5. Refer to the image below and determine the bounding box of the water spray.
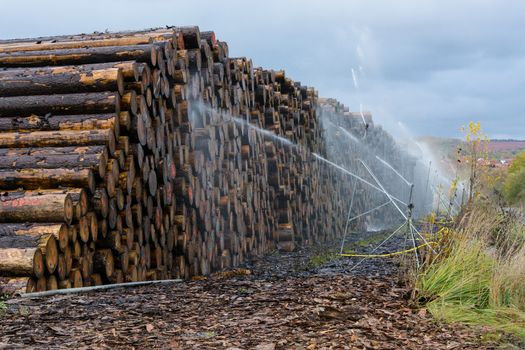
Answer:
[349,159,436,269]
[375,155,412,187]
[311,152,408,206]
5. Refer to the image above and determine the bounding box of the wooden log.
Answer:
[0,45,159,67]
[0,92,120,117]
[125,264,138,282]
[86,212,98,242]
[0,67,124,97]
[0,113,120,139]
[0,230,58,275]
[93,248,114,278]
[0,190,74,224]
[0,168,95,192]
[47,275,58,291]
[0,223,68,252]
[0,61,140,81]
[69,188,89,219]
[0,246,44,278]
[93,188,109,218]
[0,33,173,52]
[0,129,116,156]
[178,27,201,49]
[90,273,103,286]
[56,253,67,281]
[0,148,108,178]
[108,269,124,284]
[58,279,71,289]
[69,268,83,288]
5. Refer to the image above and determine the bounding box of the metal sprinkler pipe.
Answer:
[340,177,358,254]
[375,155,412,187]
[312,153,408,206]
[359,159,437,255]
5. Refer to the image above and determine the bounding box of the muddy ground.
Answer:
[0,229,513,349]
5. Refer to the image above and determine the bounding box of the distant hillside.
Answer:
[487,140,525,155]
[419,137,525,160]
[418,136,461,158]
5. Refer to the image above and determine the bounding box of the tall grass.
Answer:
[415,205,525,338]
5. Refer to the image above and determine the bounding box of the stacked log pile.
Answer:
[0,27,424,293]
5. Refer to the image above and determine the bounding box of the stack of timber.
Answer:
[0,27,423,294]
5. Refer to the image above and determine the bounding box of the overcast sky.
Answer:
[1,0,524,139]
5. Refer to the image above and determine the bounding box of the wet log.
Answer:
[0,45,159,67]
[0,245,44,278]
[0,190,74,224]
[0,33,173,52]
[0,113,120,138]
[0,168,95,192]
[0,129,116,155]
[0,150,108,178]
[0,92,120,117]
[0,230,58,275]
[0,223,69,252]
[93,248,114,278]
[0,67,124,97]
[69,268,83,288]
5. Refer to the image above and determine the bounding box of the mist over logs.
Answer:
[0,27,425,294]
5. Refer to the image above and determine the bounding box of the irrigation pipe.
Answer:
[312,153,408,206]
[347,221,407,272]
[358,159,408,221]
[340,177,358,254]
[340,241,437,258]
[346,201,391,224]
[359,159,437,254]
[21,279,183,298]
[375,155,412,187]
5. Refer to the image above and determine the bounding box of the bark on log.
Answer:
[0,33,173,52]
[0,67,124,97]
[93,248,114,278]
[0,247,43,278]
[0,129,116,156]
[0,190,74,224]
[0,45,159,67]
[0,150,108,178]
[0,231,58,274]
[0,92,120,117]
[0,223,68,252]
[0,113,120,138]
[0,168,95,192]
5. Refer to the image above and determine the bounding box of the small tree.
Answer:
[503,150,525,205]
[459,122,489,204]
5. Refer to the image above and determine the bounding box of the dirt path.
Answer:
[0,230,497,349]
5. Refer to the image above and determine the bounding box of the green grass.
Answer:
[415,206,525,339]
[341,230,392,255]
[305,251,340,269]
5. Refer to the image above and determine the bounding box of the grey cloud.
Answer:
[0,0,523,138]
